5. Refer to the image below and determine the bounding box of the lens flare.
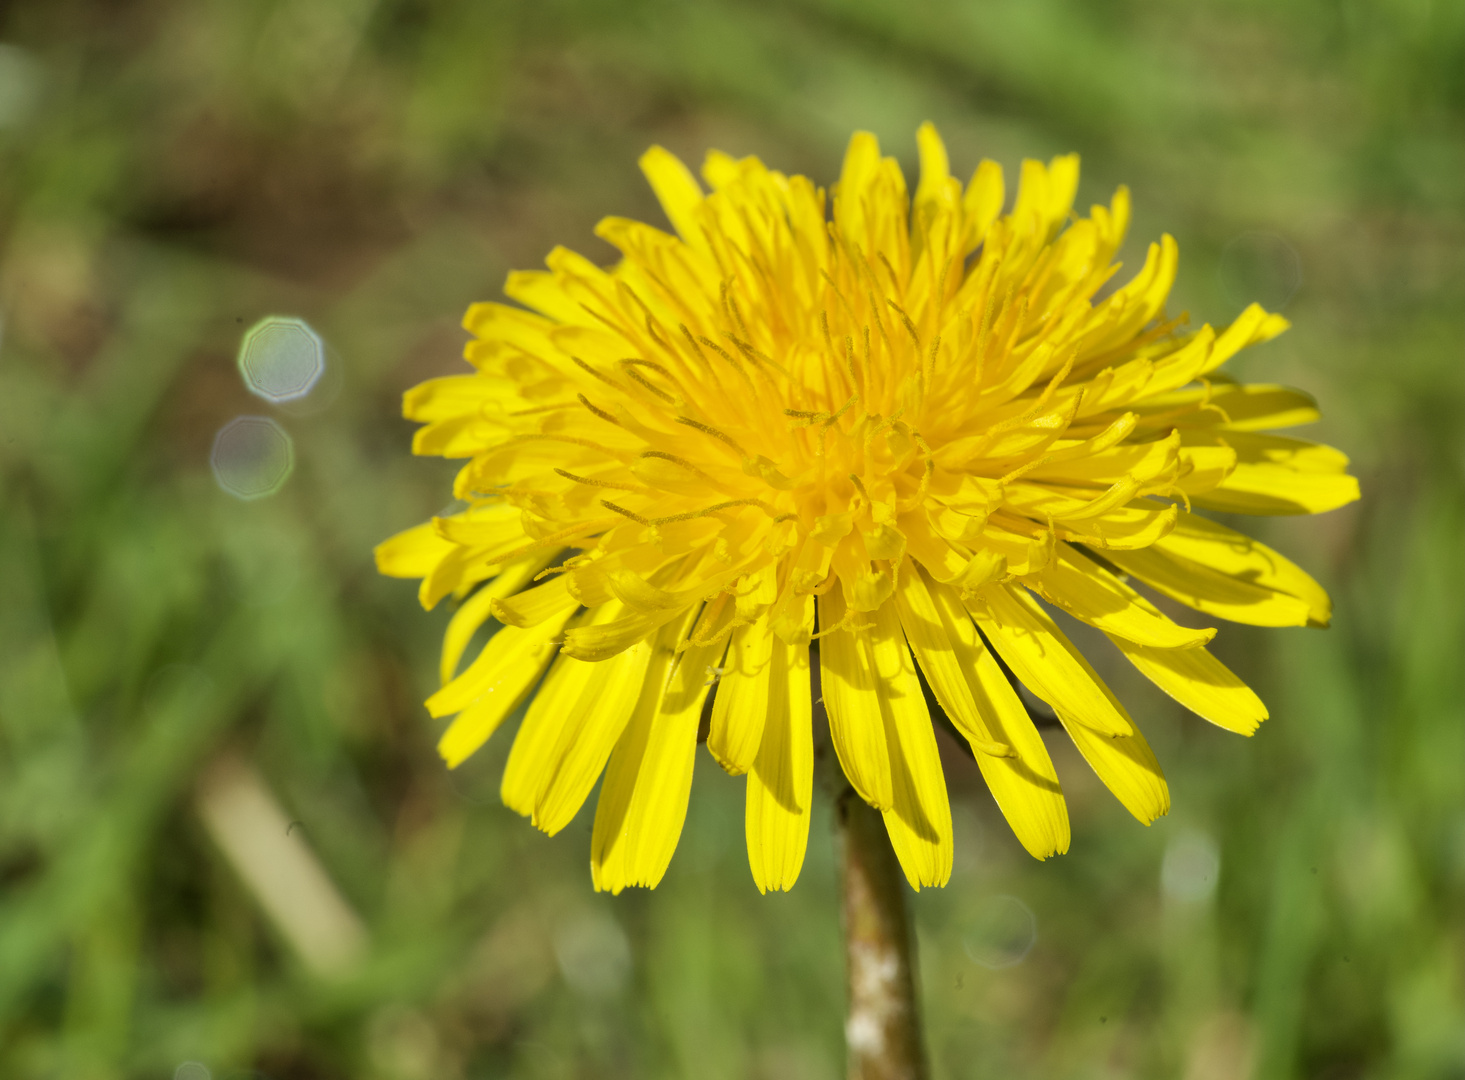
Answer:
[238,316,325,403]
[211,416,294,500]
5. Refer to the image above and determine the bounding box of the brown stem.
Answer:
[836,786,929,1080]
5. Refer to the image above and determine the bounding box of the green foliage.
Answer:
[0,0,1460,1077]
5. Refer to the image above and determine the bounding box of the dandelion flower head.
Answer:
[378,124,1358,893]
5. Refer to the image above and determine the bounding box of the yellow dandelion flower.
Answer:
[377,124,1358,895]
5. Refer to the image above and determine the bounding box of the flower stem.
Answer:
[836,786,928,1080]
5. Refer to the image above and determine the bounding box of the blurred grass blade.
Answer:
[196,756,367,977]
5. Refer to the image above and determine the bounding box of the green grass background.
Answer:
[0,0,1460,1077]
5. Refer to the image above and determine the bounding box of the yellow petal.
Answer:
[1222,431,1351,473]
[559,604,687,661]
[893,561,1010,754]
[1057,710,1169,824]
[834,131,889,249]
[375,521,454,580]
[1055,502,1178,551]
[1103,184,1131,249]
[535,644,654,835]
[1025,543,1215,649]
[638,146,706,248]
[956,615,1073,860]
[893,563,1068,859]
[868,602,951,890]
[412,414,497,458]
[500,604,652,832]
[745,637,814,893]
[1197,302,1290,376]
[1211,384,1319,430]
[607,569,684,613]
[1140,326,1219,398]
[733,562,779,622]
[969,583,1136,738]
[708,619,773,776]
[503,267,588,325]
[461,299,559,349]
[837,131,882,204]
[1110,632,1267,735]
[1044,154,1081,229]
[1024,429,1182,490]
[1012,156,1078,241]
[1138,382,1320,431]
[442,584,502,685]
[1104,543,1312,628]
[914,121,951,210]
[403,374,519,423]
[817,588,894,810]
[419,544,501,610]
[434,611,575,768]
[442,554,557,683]
[490,572,575,628]
[1175,443,1239,495]
[700,148,742,189]
[900,507,977,583]
[590,630,674,896]
[1190,433,1359,515]
[1111,511,1332,627]
[1080,235,1178,357]
[499,636,597,819]
[962,159,1005,243]
[1193,469,1360,516]
[591,611,713,892]
[432,503,524,547]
